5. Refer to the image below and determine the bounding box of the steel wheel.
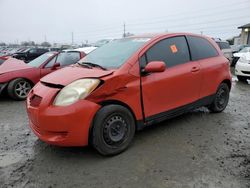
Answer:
[209,83,230,113]
[103,115,129,146]
[91,105,136,156]
[215,86,228,110]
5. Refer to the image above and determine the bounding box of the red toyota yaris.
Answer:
[27,33,232,155]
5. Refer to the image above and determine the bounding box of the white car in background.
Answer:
[233,47,250,58]
[232,47,250,67]
[63,46,97,55]
[235,53,250,82]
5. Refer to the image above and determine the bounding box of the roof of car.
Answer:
[127,32,208,40]
[238,23,250,29]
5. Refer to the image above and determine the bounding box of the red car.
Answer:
[0,50,87,100]
[0,56,9,65]
[27,33,232,155]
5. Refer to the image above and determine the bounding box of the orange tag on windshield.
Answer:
[170,45,178,53]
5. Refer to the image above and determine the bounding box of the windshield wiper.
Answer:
[77,62,93,69]
[78,62,107,70]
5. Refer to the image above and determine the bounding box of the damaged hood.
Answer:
[0,58,32,74]
[41,65,114,86]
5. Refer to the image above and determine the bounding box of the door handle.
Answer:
[191,66,200,73]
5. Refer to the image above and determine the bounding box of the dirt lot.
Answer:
[0,77,249,188]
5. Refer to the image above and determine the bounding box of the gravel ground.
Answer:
[0,76,249,188]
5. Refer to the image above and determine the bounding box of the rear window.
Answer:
[187,36,218,61]
[217,42,231,50]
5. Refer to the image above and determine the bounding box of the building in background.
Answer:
[238,23,250,45]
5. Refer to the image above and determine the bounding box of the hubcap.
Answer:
[103,115,128,146]
[15,81,31,98]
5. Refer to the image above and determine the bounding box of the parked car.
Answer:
[231,44,250,53]
[0,48,93,100]
[235,53,250,82]
[27,33,232,156]
[92,39,114,47]
[215,40,233,64]
[12,48,49,62]
[232,47,250,67]
[0,56,8,65]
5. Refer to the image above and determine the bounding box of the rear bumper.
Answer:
[26,82,101,146]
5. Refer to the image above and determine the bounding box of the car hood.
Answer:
[0,58,32,74]
[41,65,114,86]
[242,53,250,61]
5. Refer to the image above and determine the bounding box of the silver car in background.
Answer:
[214,39,233,64]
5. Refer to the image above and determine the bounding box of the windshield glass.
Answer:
[28,52,55,67]
[79,38,151,68]
[239,47,250,53]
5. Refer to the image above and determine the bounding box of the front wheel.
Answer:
[7,78,32,100]
[91,105,136,156]
[208,83,230,113]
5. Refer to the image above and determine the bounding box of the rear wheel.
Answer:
[7,78,32,100]
[209,83,230,113]
[91,105,136,156]
[237,76,248,82]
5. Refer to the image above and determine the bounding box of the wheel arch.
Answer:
[8,77,35,87]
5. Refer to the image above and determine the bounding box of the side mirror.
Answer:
[144,61,166,73]
[51,62,60,70]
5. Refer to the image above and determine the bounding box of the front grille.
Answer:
[30,95,42,107]
[242,71,250,75]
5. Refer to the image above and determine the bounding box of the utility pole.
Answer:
[71,32,74,45]
[44,35,47,42]
[123,22,126,38]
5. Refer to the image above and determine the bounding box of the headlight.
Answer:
[238,56,250,64]
[53,79,100,106]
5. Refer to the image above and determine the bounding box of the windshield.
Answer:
[79,38,151,68]
[239,47,250,53]
[28,52,55,67]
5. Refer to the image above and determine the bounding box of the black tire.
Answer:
[91,105,136,156]
[209,83,230,113]
[7,78,32,100]
[237,76,248,82]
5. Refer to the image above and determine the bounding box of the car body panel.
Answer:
[40,65,114,86]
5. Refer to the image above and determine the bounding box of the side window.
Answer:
[57,52,81,67]
[187,36,218,61]
[146,36,190,68]
[45,55,57,68]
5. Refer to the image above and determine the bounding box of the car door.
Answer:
[140,36,202,120]
[40,54,58,78]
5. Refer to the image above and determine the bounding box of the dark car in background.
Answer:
[12,48,49,62]
[214,40,233,64]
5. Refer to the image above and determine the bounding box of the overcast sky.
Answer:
[0,0,249,44]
